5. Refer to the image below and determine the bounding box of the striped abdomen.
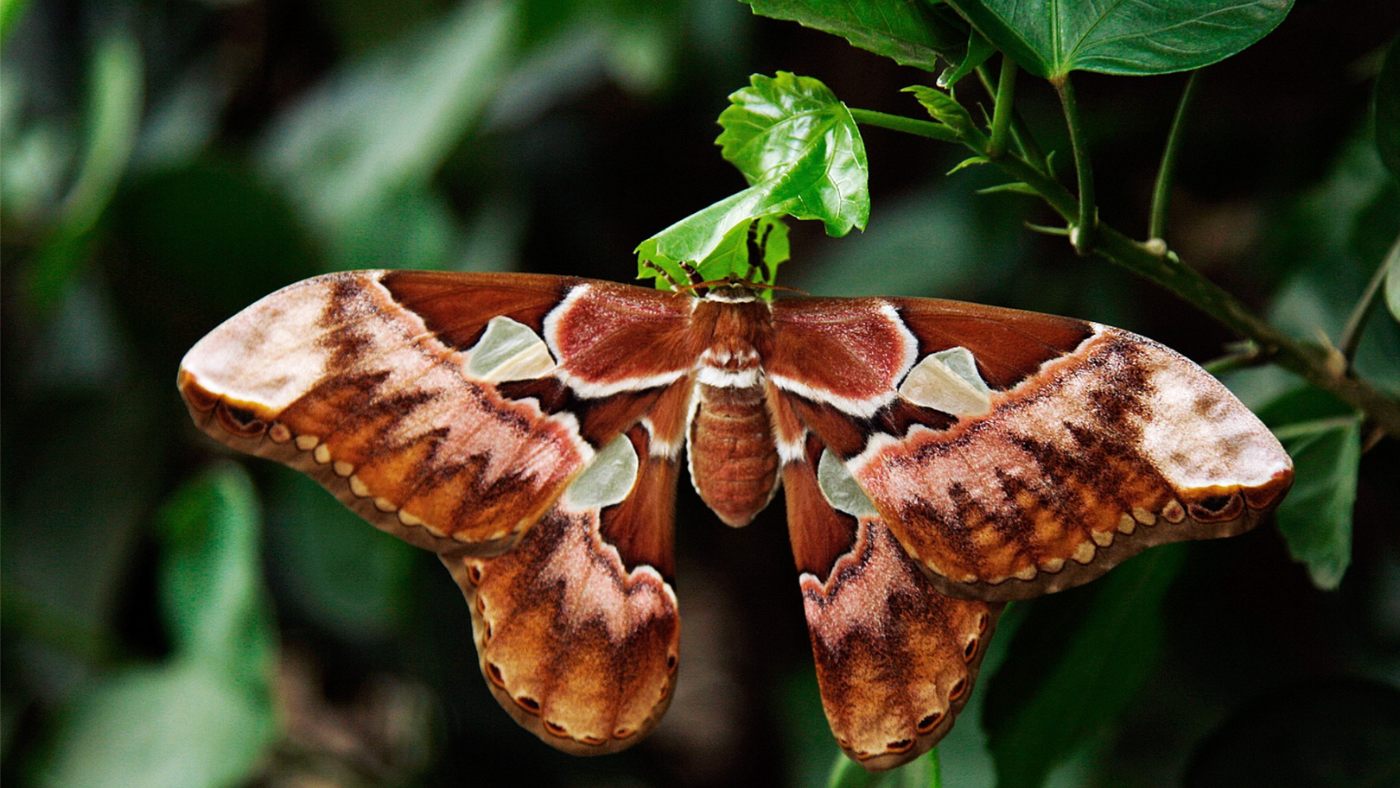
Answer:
[688,359,779,527]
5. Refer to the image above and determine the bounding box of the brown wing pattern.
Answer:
[781,436,1001,771]
[770,297,1293,602]
[179,270,602,555]
[441,498,680,754]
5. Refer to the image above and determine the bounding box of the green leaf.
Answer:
[1271,415,1361,590]
[638,215,791,292]
[266,467,415,641]
[1375,37,1400,183]
[983,545,1185,788]
[904,86,986,148]
[258,0,516,265]
[29,661,276,788]
[29,464,278,788]
[637,72,867,286]
[948,156,989,175]
[717,72,870,231]
[977,182,1038,196]
[157,464,276,677]
[942,0,1293,78]
[23,29,143,312]
[743,0,965,72]
[938,29,996,88]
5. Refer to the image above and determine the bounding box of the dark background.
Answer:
[3,1,1399,786]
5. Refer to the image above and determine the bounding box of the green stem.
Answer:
[927,746,943,788]
[1339,232,1399,362]
[988,55,1018,160]
[1149,71,1201,242]
[976,64,1048,169]
[850,108,959,142]
[1053,75,1096,255]
[824,751,862,788]
[1202,342,1262,376]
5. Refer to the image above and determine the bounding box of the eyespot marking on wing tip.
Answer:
[949,676,968,700]
[916,711,943,734]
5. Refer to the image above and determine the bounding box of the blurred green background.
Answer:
[3,1,1399,787]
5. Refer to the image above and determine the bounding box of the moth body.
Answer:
[688,292,781,526]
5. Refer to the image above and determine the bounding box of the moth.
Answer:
[177,270,1293,771]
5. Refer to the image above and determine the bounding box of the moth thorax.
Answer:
[688,379,780,528]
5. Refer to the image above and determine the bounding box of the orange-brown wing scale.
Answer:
[441,497,680,754]
[440,412,689,754]
[180,271,581,555]
[179,270,696,756]
[769,297,1293,602]
[780,433,1000,771]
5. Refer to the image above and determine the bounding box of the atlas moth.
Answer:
[177,269,1292,771]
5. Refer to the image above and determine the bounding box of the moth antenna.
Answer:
[747,222,772,284]
[678,260,702,287]
[677,278,808,296]
[641,260,688,292]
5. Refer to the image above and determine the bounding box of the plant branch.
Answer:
[1202,342,1262,376]
[851,106,1400,437]
[1149,70,1201,242]
[976,64,1047,169]
[988,55,1018,159]
[849,108,959,142]
[1339,232,1399,362]
[1090,229,1400,437]
[990,147,1400,436]
[1053,75,1096,255]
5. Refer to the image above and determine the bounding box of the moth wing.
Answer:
[441,422,684,754]
[776,425,1001,772]
[768,297,1293,601]
[178,270,697,556]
